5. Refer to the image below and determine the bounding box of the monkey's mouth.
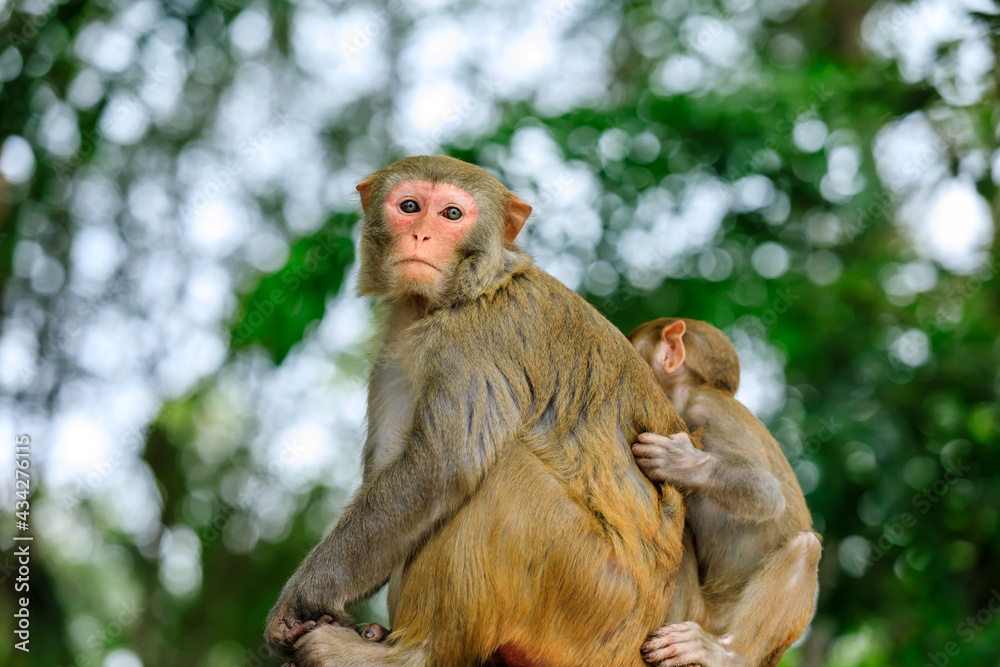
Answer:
[397,259,440,271]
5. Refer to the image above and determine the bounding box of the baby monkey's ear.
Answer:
[659,320,687,375]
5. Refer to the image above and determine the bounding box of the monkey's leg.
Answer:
[292,623,427,667]
[662,528,709,627]
[643,531,821,667]
[726,530,821,666]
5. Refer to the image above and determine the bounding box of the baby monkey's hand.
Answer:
[632,432,709,486]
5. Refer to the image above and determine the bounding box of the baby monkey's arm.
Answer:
[632,426,785,523]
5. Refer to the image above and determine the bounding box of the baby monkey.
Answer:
[630,318,821,667]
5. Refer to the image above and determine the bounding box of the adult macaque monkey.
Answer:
[629,318,822,667]
[265,156,689,667]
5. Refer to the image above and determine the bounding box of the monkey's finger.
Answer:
[640,635,671,651]
[633,441,674,453]
[316,614,334,626]
[632,444,669,458]
[642,639,700,665]
[642,635,694,653]
[642,651,691,667]
[655,621,702,637]
[656,628,701,646]
[285,619,317,644]
[637,432,673,444]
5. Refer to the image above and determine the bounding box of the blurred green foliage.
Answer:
[1,1,999,667]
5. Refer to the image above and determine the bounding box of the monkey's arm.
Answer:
[266,364,518,652]
[633,391,786,524]
[633,429,785,523]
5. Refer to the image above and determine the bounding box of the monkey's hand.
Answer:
[632,432,711,488]
[641,621,738,666]
[265,593,352,656]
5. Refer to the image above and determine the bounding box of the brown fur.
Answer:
[266,156,689,667]
[630,318,822,667]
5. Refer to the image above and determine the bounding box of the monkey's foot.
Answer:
[641,621,742,667]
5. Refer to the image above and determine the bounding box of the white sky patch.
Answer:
[186,199,244,255]
[292,4,392,113]
[498,128,605,289]
[873,111,949,190]
[36,501,98,564]
[684,15,745,68]
[652,54,704,96]
[116,0,161,37]
[272,422,335,486]
[730,329,787,422]
[104,649,144,667]
[393,75,499,153]
[400,17,476,73]
[889,328,931,368]
[74,22,136,73]
[499,27,555,80]
[138,39,187,124]
[862,0,997,104]
[67,68,105,109]
[751,242,790,279]
[49,414,111,488]
[404,79,471,135]
[731,175,775,212]
[618,175,731,289]
[230,6,273,58]
[793,114,828,153]
[0,134,35,183]
[98,92,150,145]
[820,144,866,203]
[39,102,80,157]
[318,290,373,353]
[159,525,203,597]
[898,176,993,274]
[71,226,126,285]
[880,260,938,305]
[92,461,162,543]
[182,263,234,326]
[0,325,37,390]
[75,309,144,378]
[153,326,227,396]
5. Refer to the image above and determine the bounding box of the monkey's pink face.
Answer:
[386,180,478,286]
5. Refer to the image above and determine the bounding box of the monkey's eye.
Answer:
[443,206,463,221]
[400,200,420,213]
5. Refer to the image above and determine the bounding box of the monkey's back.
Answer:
[393,265,687,667]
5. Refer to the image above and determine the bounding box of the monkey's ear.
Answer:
[660,320,687,374]
[504,197,531,246]
[356,179,373,213]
